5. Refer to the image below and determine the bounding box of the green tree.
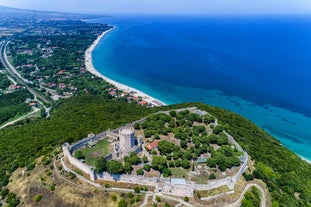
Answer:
[128,152,141,165]
[118,199,128,207]
[163,168,172,177]
[135,195,141,202]
[134,186,140,193]
[0,188,9,199]
[158,140,173,154]
[209,134,218,144]
[209,173,216,180]
[75,151,85,159]
[142,155,148,163]
[181,159,190,169]
[94,157,107,173]
[207,158,217,168]
[152,156,167,171]
[107,160,123,174]
[136,168,144,175]
[111,194,118,202]
[127,192,134,198]
[213,125,224,135]
[175,159,181,167]
[123,162,133,174]
[134,122,141,130]
[143,164,151,171]
[168,160,175,167]
[6,193,20,207]
[34,194,42,202]
[169,110,177,117]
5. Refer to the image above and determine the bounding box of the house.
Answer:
[109,91,117,96]
[59,83,66,89]
[49,83,57,88]
[146,141,159,151]
[138,100,148,105]
[29,102,37,107]
[57,70,66,75]
[9,85,21,91]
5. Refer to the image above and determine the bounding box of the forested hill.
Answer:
[0,95,310,206]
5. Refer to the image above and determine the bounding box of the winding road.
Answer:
[0,41,50,104]
[0,107,40,129]
[226,183,266,207]
[0,40,51,128]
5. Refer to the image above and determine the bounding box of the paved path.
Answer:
[139,193,153,207]
[226,183,266,207]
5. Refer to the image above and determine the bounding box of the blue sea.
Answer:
[89,15,311,161]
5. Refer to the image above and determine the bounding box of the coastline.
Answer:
[85,27,311,165]
[85,26,167,107]
[301,156,311,165]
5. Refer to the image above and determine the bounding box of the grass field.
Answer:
[170,167,190,179]
[76,138,111,166]
[192,174,209,184]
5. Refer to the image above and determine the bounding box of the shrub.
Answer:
[136,168,144,175]
[118,199,128,207]
[135,195,141,202]
[209,173,216,180]
[243,173,254,181]
[134,186,140,193]
[0,188,9,199]
[26,163,35,171]
[34,194,42,202]
[50,185,55,191]
[213,125,224,135]
[156,195,161,202]
[111,194,117,202]
[127,192,134,198]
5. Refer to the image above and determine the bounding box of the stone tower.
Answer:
[119,128,135,152]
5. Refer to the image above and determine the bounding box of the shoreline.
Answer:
[85,26,167,107]
[85,27,311,165]
[301,156,311,165]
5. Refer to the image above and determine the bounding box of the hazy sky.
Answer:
[0,0,311,15]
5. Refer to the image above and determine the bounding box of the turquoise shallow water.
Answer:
[90,15,311,161]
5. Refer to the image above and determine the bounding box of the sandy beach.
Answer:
[85,27,166,107]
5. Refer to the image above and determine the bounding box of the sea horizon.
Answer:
[89,15,311,161]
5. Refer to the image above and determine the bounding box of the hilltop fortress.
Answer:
[62,107,248,198]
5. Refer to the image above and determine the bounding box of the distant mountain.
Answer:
[0,5,109,20]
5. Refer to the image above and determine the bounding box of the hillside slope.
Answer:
[0,96,310,206]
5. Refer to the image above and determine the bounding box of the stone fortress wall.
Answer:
[62,107,248,197]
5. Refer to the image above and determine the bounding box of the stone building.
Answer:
[119,128,135,151]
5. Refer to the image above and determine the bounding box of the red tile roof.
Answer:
[138,100,148,105]
[146,141,159,151]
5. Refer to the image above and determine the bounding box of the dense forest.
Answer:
[0,89,33,125]
[0,73,11,91]
[0,95,310,206]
